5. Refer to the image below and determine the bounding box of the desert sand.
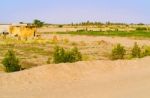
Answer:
[0,57,150,98]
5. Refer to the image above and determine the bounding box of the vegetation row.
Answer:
[1,42,150,72]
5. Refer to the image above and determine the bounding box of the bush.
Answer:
[131,42,141,58]
[111,44,126,60]
[136,27,147,31]
[53,46,82,64]
[141,47,150,57]
[47,57,52,64]
[69,47,82,62]
[58,25,63,28]
[77,30,86,32]
[2,50,21,72]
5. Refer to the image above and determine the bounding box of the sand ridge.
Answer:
[0,57,150,98]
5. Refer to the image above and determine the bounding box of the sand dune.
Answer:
[0,57,150,98]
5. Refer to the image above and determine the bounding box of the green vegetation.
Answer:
[142,47,150,57]
[33,19,44,27]
[56,31,150,38]
[53,46,82,64]
[2,50,21,72]
[136,27,147,31]
[131,43,141,58]
[58,25,63,28]
[0,28,150,72]
[70,21,128,26]
[111,43,150,60]
[111,44,126,60]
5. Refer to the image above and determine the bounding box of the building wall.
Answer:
[0,24,10,33]
[9,26,36,39]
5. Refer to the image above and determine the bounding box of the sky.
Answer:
[0,0,150,24]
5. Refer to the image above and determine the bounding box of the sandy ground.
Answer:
[42,34,150,47]
[0,57,150,98]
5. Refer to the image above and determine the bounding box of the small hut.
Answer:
[9,24,36,40]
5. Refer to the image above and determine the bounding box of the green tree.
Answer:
[2,50,21,72]
[33,19,44,27]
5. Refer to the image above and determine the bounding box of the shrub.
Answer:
[53,46,82,64]
[136,27,147,31]
[2,50,21,72]
[69,47,82,62]
[63,38,69,44]
[58,25,63,28]
[47,57,52,64]
[131,42,141,58]
[53,46,65,63]
[77,29,86,32]
[111,44,126,60]
[141,47,150,57]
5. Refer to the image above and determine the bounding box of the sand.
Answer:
[0,57,150,98]
[42,34,150,47]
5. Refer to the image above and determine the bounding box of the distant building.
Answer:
[0,23,36,40]
[0,24,10,34]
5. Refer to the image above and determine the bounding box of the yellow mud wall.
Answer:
[9,26,20,35]
[9,26,36,39]
[19,27,36,39]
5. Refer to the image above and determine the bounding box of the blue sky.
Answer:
[0,0,150,24]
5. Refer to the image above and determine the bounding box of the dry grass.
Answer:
[0,34,150,71]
